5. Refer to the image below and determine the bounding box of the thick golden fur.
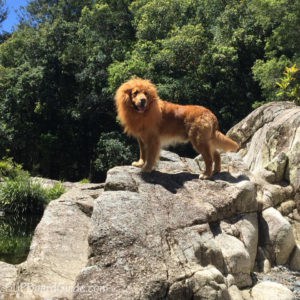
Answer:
[115,78,239,178]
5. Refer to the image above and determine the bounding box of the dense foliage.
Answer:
[0,0,299,181]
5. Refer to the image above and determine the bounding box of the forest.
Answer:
[0,0,299,182]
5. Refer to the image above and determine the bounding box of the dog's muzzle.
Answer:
[133,98,147,113]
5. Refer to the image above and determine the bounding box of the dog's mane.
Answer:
[115,78,162,136]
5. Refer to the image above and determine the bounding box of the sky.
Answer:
[1,0,28,32]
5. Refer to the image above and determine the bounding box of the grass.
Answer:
[44,182,66,203]
[0,157,24,179]
[0,212,42,264]
[0,158,65,215]
[80,178,90,184]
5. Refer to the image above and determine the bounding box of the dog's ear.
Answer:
[145,80,159,102]
[115,82,132,106]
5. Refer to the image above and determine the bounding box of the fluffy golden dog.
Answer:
[115,78,239,178]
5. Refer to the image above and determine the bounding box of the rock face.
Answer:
[74,149,299,300]
[290,245,300,271]
[0,262,17,297]
[74,102,299,300]
[75,152,259,300]
[260,207,295,265]
[228,101,300,191]
[16,190,91,299]
[0,183,103,300]
[247,281,295,300]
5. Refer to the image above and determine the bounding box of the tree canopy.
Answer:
[0,0,6,25]
[0,0,299,181]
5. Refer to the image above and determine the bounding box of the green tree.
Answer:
[0,0,8,42]
[26,0,93,23]
[251,0,300,103]
[0,0,135,180]
[0,0,7,25]
[276,64,300,104]
[94,132,136,180]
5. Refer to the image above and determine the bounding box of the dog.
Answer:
[115,78,239,178]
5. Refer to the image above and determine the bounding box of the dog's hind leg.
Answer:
[192,142,214,179]
[189,121,215,179]
[213,149,221,174]
[132,138,146,168]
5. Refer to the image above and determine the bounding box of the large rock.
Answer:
[254,177,294,210]
[13,184,103,299]
[260,207,296,265]
[0,262,17,298]
[74,152,258,299]
[228,101,300,191]
[246,281,295,300]
[289,245,300,271]
[228,101,300,276]
[228,285,244,300]
[217,213,258,287]
[167,265,229,300]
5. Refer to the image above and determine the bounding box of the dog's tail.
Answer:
[213,130,239,152]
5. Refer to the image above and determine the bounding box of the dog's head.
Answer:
[115,78,159,114]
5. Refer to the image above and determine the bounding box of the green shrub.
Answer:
[0,159,65,215]
[0,158,25,179]
[44,182,65,203]
[0,173,46,214]
[252,57,292,101]
[252,100,267,109]
[276,64,300,105]
[80,178,90,184]
[94,132,136,179]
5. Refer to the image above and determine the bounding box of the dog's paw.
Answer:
[212,169,220,175]
[199,173,211,180]
[132,159,144,168]
[142,165,154,173]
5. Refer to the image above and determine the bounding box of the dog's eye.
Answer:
[132,90,138,96]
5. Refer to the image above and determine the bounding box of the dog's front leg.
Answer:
[132,138,146,168]
[142,135,160,172]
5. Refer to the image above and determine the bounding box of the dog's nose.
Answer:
[140,98,146,107]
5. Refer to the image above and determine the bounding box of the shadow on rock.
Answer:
[212,172,250,183]
[142,170,250,194]
[141,171,199,194]
[209,221,222,237]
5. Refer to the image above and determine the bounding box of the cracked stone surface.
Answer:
[228,101,300,191]
[0,262,17,296]
[74,151,259,299]
[74,102,299,300]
